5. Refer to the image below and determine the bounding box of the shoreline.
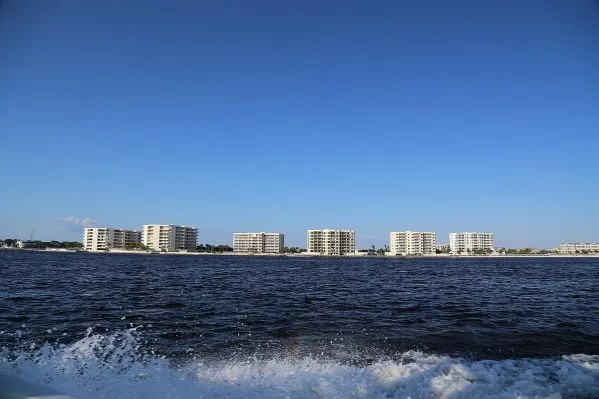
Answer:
[2,248,599,258]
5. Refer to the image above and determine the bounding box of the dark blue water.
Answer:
[1,251,598,398]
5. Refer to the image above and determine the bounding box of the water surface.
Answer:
[1,251,597,398]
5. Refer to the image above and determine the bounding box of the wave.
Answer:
[1,328,598,398]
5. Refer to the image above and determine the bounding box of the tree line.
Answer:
[196,244,234,253]
[1,239,83,249]
[497,248,555,255]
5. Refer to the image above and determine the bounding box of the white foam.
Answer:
[1,329,598,398]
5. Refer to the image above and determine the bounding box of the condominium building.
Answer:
[449,232,495,253]
[233,232,285,254]
[389,231,436,255]
[83,227,141,251]
[142,224,198,252]
[558,243,599,254]
[307,229,355,256]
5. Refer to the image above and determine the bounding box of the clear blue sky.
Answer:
[1,0,598,248]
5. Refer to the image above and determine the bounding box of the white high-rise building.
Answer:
[389,231,436,255]
[142,224,198,252]
[83,228,141,251]
[449,232,494,253]
[307,229,355,256]
[558,243,599,254]
[233,232,285,254]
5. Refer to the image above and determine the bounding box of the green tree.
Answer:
[125,242,148,250]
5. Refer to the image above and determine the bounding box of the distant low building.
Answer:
[142,224,197,252]
[389,231,436,255]
[233,232,285,254]
[83,228,141,251]
[449,232,494,253]
[558,242,599,254]
[436,244,450,253]
[307,229,355,256]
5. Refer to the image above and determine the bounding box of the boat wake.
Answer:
[1,328,598,398]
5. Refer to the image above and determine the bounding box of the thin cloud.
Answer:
[57,216,97,232]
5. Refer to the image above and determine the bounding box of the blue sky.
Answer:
[1,0,598,248]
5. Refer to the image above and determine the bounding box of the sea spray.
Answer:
[2,329,598,399]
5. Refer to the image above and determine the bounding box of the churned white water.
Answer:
[1,329,598,399]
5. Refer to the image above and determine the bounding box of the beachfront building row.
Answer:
[142,224,198,252]
[83,228,141,251]
[449,232,495,253]
[389,231,495,255]
[307,229,355,255]
[230,229,491,256]
[390,231,436,255]
[83,224,198,251]
[233,232,285,254]
[558,242,599,254]
[83,225,495,255]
